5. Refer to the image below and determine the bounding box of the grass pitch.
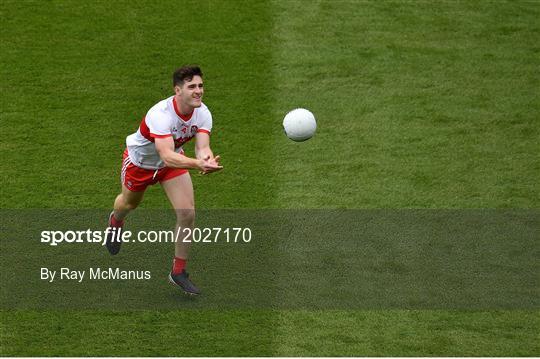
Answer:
[1,0,539,356]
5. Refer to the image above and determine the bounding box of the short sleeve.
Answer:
[146,109,173,138]
[197,108,213,135]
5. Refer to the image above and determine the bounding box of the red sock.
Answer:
[110,213,124,227]
[172,257,186,274]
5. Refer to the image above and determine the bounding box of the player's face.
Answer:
[175,75,204,110]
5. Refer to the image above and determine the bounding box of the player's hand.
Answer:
[199,155,222,175]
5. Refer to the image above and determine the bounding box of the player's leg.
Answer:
[161,173,194,259]
[113,148,148,222]
[160,172,200,295]
[106,151,149,255]
[106,185,145,255]
[113,184,145,222]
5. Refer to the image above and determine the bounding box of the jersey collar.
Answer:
[173,97,194,122]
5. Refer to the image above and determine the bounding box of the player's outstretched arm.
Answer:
[195,132,214,160]
[195,132,222,174]
[155,137,221,173]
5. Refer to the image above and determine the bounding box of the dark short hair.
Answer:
[173,65,203,87]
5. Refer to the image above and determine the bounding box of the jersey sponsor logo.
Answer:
[173,136,193,149]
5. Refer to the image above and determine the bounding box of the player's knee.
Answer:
[119,194,140,211]
[175,208,195,225]
[124,201,139,211]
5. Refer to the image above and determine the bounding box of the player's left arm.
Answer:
[195,132,221,173]
[194,131,215,161]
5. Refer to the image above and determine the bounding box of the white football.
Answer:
[283,108,317,142]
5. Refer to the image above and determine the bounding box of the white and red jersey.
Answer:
[126,96,212,170]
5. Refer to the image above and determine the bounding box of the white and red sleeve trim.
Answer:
[150,133,173,138]
[197,129,211,135]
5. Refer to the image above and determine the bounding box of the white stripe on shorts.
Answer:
[121,156,132,184]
